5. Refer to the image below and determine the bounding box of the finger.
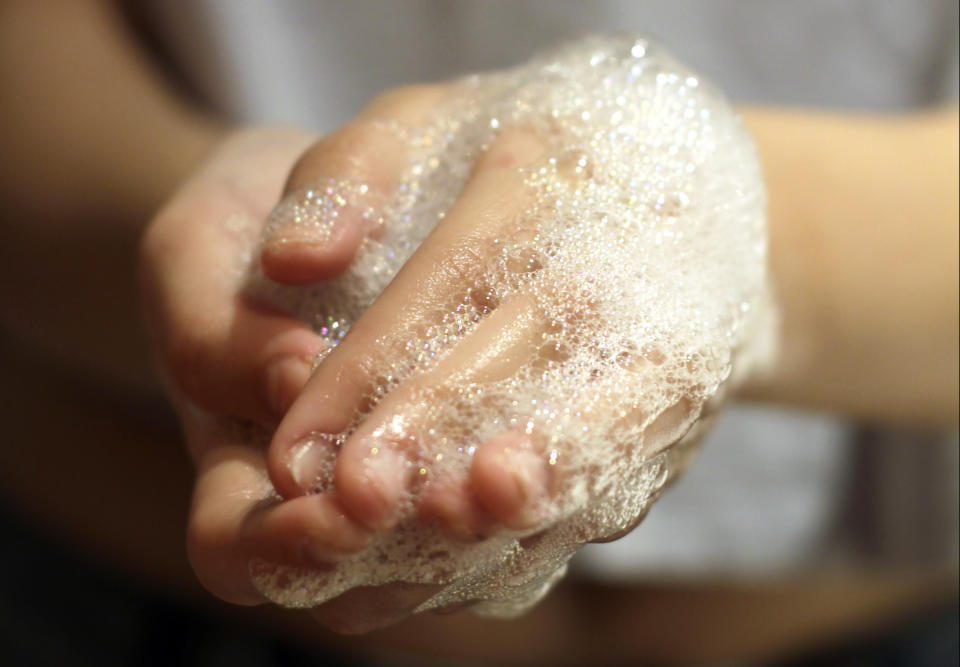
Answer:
[268,128,547,499]
[416,469,495,541]
[141,184,325,424]
[185,420,371,605]
[418,296,557,535]
[329,294,550,532]
[260,85,449,284]
[415,295,552,535]
[468,432,552,531]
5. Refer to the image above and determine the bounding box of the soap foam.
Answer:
[248,35,773,617]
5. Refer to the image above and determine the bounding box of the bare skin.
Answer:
[1,0,957,650]
[263,96,560,534]
[141,107,583,630]
[141,91,959,631]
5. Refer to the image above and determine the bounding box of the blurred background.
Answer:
[1,1,957,665]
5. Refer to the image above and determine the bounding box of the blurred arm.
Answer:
[0,0,224,393]
[740,107,959,425]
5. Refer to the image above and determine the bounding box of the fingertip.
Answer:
[187,445,274,607]
[260,240,353,284]
[335,441,410,531]
[243,493,373,568]
[265,355,312,418]
[260,179,377,285]
[258,323,325,420]
[186,520,269,607]
[265,359,359,500]
[472,434,549,530]
[419,474,493,541]
[174,298,323,425]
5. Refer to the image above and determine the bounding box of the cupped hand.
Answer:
[140,127,377,609]
[139,118,454,631]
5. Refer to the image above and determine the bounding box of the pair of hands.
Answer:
[141,85,587,631]
[141,77,718,630]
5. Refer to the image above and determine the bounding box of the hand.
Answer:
[255,37,766,625]
[140,127,373,607]
[140,120,457,631]
[144,33,768,631]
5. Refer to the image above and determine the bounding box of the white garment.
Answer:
[144,0,959,578]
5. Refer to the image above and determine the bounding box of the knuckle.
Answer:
[431,241,495,301]
[289,122,381,184]
[326,122,380,159]
[445,242,489,282]
[287,84,449,189]
[475,128,546,172]
[369,83,446,114]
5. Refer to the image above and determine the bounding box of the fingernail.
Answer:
[289,438,336,493]
[264,179,377,247]
[266,356,311,417]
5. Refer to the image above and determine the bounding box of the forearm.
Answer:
[0,0,225,392]
[740,107,959,425]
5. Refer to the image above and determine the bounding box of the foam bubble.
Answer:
[248,35,774,617]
